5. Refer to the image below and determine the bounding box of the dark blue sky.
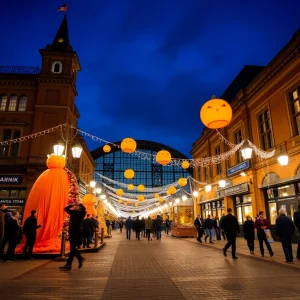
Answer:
[1,1,299,157]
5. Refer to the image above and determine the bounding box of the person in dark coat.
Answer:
[213,216,221,240]
[82,214,94,248]
[0,204,6,248]
[141,217,146,238]
[194,214,204,243]
[60,203,86,270]
[155,215,163,240]
[22,210,42,259]
[119,219,124,233]
[243,216,255,254]
[133,216,143,240]
[125,216,134,240]
[276,208,295,263]
[219,213,226,240]
[293,204,300,259]
[204,215,214,243]
[221,208,240,259]
[165,218,171,235]
[90,214,99,243]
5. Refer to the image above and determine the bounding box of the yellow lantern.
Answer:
[168,186,176,195]
[124,169,135,179]
[127,200,132,204]
[166,191,171,196]
[178,178,187,187]
[127,184,134,191]
[156,150,172,165]
[200,96,232,129]
[124,202,128,206]
[135,202,139,207]
[181,160,190,169]
[154,193,159,198]
[121,137,137,153]
[137,184,145,192]
[158,197,164,203]
[137,195,144,202]
[118,199,123,204]
[103,144,111,153]
[116,189,124,196]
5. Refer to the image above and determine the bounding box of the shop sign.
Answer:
[217,182,249,197]
[227,160,250,176]
[0,198,25,205]
[217,180,232,191]
[0,175,23,184]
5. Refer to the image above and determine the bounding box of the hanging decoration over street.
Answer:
[156,150,172,165]
[124,169,135,179]
[121,137,137,153]
[116,189,124,196]
[178,178,187,187]
[127,184,135,191]
[181,160,190,169]
[137,184,145,192]
[103,144,111,153]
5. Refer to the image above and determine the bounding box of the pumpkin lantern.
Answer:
[168,186,176,195]
[82,194,96,216]
[178,178,187,187]
[200,96,232,129]
[103,144,111,153]
[156,150,171,165]
[46,154,66,169]
[181,160,190,169]
[127,184,135,191]
[137,195,144,202]
[124,169,135,179]
[116,189,124,196]
[137,184,145,192]
[121,137,137,153]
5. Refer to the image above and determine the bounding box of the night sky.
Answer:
[1,1,299,157]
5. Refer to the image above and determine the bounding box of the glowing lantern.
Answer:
[124,202,128,206]
[154,193,159,198]
[127,200,132,204]
[116,189,124,196]
[135,202,139,207]
[166,191,171,196]
[118,200,123,204]
[103,144,111,153]
[124,169,135,179]
[127,184,134,191]
[156,150,172,165]
[46,154,66,169]
[137,184,145,192]
[121,138,137,153]
[137,195,144,202]
[158,197,164,203]
[181,160,190,169]
[168,186,176,195]
[178,178,187,187]
[200,96,232,129]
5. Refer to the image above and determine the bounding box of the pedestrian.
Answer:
[276,208,295,263]
[125,216,134,240]
[90,214,99,243]
[141,217,146,238]
[213,216,221,240]
[155,215,163,240]
[0,204,6,249]
[194,214,204,243]
[105,219,111,235]
[59,203,86,270]
[204,215,214,243]
[119,219,124,233]
[219,213,227,240]
[221,208,239,259]
[293,204,300,260]
[145,216,153,241]
[134,216,142,240]
[243,216,255,254]
[82,214,94,248]
[165,218,171,235]
[255,211,274,257]
[22,210,42,260]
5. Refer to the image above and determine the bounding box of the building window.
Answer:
[258,109,273,150]
[289,88,300,136]
[215,145,222,175]
[234,129,243,164]
[0,129,21,157]
[51,61,63,74]
[0,95,7,111]
[18,95,27,111]
[8,95,17,111]
[198,166,201,181]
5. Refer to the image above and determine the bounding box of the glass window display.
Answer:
[173,206,194,226]
[269,202,277,225]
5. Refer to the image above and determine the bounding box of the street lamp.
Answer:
[90,180,96,188]
[53,140,65,156]
[278,154,289,166]
[71,142,83,158]
[240,140,253,160]
[100,194,106,200]
[205,184,212,192]
[219,180,226,188]
[193,191,199,197]
[96,187,102,194]
[182,195,187,201]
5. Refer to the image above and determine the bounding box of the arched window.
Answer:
[18,95,27,111]
[51,61,63,74]
[0,94,7,111]
[8,94,17,111]
[262,172,280,186]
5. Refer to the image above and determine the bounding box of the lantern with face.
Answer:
[46,154,66,169]
[124,169,135,179]
[103,145,111,153]
[156,150,172,165]
[116,189,124,196]
[178,178,187,187]
[181,160,190,169]
[200,97,232,129]
[137,184,145,192]
[121,138,137,153]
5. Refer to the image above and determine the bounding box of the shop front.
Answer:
[201,198,224,219]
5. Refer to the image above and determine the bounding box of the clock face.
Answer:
[51,61,63,74]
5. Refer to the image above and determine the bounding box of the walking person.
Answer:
[255,211,274,257]
[165,218,171,235]
[145,216,153,241]
[119,219,124,233]
[141,217,146,238]
[125,216,134,240]
[243,216,255,254]
[219,213,227,240]
[213,216,221,240]
[204,215,214,243]
[22,210,42,260]
[82,214,94,248]
[276,208,295,263]
[155,215,163,240]
[59,203,86,270]
[194,214,204,243]
[90,214,99,243]
[134,216,142,240]
[293,204,300,260]
[221,208,239,259]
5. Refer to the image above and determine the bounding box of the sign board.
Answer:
[0,198,25,205]
[227,160,250,177]
[217,182,249,198]
[217,180,232,191]
[0,175,23,184]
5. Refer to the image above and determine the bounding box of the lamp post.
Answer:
[240,139,253,160]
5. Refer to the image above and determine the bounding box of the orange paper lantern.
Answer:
[154,193,159,198]
[181,160,190,169]
[156,150,171,165]
[127,200,132,204]
[135,202,139,207]
[137,195,144,202]
[124,169,135,179]
[121,138,137,153]
[158,197,164,203]
[178,178,187,187]
[46,154,66,169]
[103,144,111,153]
[82,194,96,216]
[168,186,176,195]
[127,184,135,191]
[116,189,124,196]
[137,184,145,192]
[118,199,123,204]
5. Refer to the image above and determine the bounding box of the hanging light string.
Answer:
[215,129,237,148]
[248,140,275,159]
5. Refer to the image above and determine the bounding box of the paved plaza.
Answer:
[1,233,300,299]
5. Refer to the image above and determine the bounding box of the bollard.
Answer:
[94,231,99,248]
[55,231,67,261]
[101,228,104,244]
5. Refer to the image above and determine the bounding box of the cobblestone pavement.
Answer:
[1,232,300,299]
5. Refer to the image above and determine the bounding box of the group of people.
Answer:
[82,214,99,248]
[195,206,300,263]
[124,215,167,241]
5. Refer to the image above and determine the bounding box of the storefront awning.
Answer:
[259,174,300,189]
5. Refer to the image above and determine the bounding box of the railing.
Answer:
[0,66,40,75]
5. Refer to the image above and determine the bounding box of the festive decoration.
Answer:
[137,184,145,192]
[121,137,137,153]
[124,202,128,206]
[118,199,123,204]
[158,197,164,203]
[127,200,132,204]
[168,186,176,195]
[178,178,187,187]
[116,189,124,196]
[135,202,139,207]
[103,144,111,153]
[186,208,192,218]
[166,191,171,196]
[156,150,172,165]
[46,154,66,169]
[82,194,96,216]
[127,184,135,191]
[200,96,232,129]
[154,193,159,198]
[138,195,145,202]
[181,160,190,169]
[124,169,135,179]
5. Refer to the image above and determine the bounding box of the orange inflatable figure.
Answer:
[82,194,97,216]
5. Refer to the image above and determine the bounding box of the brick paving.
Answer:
[1,232,300,299]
